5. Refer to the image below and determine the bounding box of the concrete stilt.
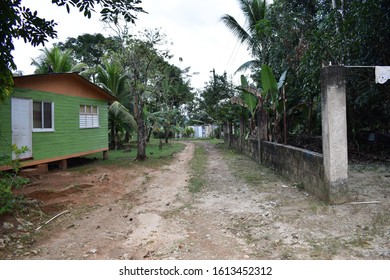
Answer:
[58,159,67,170]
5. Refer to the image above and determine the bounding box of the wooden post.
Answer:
[103,150,109,160]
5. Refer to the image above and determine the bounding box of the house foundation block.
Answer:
[58,159,67,170]
[37,163,48,174]
[19,163,48,178]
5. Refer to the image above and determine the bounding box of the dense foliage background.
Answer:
[1,0,389,158]
[197,0,389,157]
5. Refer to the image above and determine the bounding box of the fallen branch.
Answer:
[63,183,94,191]
[99,174,108,182]
[36,210,70,231]
[349,201,381,205]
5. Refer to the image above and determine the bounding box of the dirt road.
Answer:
[1,141,389,259]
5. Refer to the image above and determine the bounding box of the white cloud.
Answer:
[12,0,252,89]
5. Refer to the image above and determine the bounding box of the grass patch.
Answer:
[215,143,284,189]
[174,137,224,144]
[188,143,208,194]
[83,139,185,168]
[309,201,330,214]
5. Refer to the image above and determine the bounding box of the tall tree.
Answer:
[96,59,134,149]
[116,27,193,160]
[56,33,123,81]
[199,72,238,125]
[120,38,166,161]
[0,0,145,102]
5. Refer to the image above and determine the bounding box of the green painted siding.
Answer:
[0,88,109,164]
[0,98,12,162]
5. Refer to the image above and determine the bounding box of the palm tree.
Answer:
[220,0,270,73]
[108,101,137,150]
[96,60,136,148]
[96,60,129,102]
[31,46,86,74]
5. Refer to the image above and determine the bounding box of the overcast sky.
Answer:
[12,0,253,90]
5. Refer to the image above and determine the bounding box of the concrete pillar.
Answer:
[103,150,109,160]
[321,66,349,204]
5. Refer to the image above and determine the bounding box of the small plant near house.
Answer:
[0,145,30,215]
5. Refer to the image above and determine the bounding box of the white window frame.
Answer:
[79,105,100,129]
[32,101,55,132]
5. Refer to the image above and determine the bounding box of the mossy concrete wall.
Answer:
[226,135,327,202]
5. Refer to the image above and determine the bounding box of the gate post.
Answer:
[321,66,349,204]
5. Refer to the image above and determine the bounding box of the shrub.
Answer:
[183,127,195,138]
[0,145,30,215]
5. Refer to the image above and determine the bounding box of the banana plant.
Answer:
[231,65,287,141]
[231,75,261,139]
[261,64,287,110]
[147,106,183,146]
[261,64,287,141]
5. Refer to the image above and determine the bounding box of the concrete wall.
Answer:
[223,66,349,204]
[226,134,327,202]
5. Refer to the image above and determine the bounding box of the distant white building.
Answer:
[190,125,218,138]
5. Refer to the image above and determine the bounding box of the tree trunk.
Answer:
[146,127,153,143]
[132,79,147,161]
[124,131,130,143]
[258,108,268,141]
[136,114,147,161]
[165,128,169,144]
[109,121,116,150]
[239,115,245,151]
[227,121,233,147]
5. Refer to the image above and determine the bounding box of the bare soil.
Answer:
[1,141,389,260]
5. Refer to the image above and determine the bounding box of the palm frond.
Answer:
[220,14,251,45]
[96,60,128,99]
[235,59,261,74]
[31,47,76,73]
[221,0,268,61]
[109,101,137,133]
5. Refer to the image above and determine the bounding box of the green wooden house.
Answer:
[0,73,117,170]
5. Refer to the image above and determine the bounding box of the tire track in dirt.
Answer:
[120,142,195,259]
[139,141,277,260]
